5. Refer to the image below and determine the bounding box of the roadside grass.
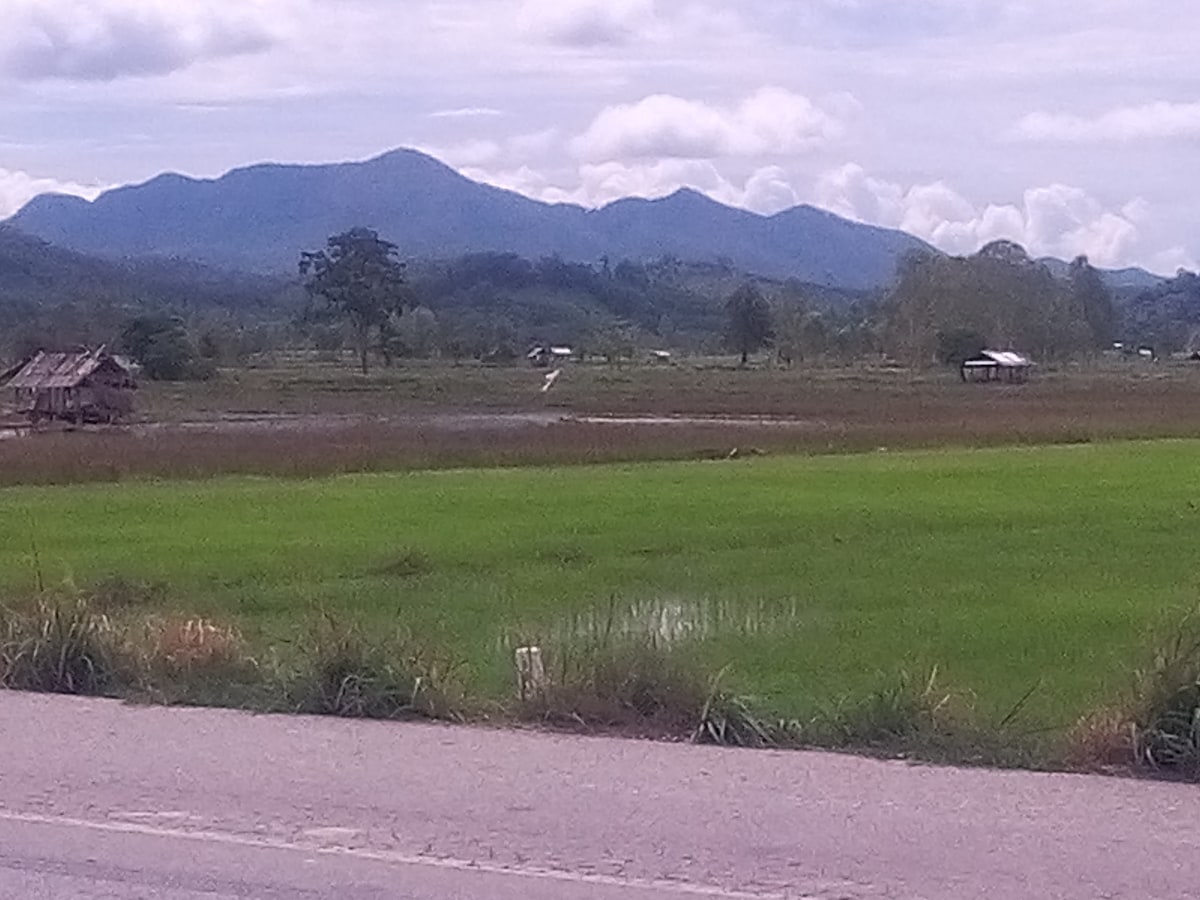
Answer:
[1065,608,1200,779]
[0,596,119,695]
[3,586,1200,776]
[0,590,1029,763]
[3,440,1200,768]
[285,615,466,720]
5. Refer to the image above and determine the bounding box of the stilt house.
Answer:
[2,348,137,424]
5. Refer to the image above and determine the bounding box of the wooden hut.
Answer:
[2,348,137,424]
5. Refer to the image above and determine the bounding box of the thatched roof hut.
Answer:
[2,348,137,424]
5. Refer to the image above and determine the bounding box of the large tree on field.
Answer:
[300,228,407,374]
[1068,255,1118,349]
[882,242,1107,365]
[724,283,773,365]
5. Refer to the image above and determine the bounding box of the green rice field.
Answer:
[4,439,1199,730]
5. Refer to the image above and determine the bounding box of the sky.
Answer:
[0,0,1196,274]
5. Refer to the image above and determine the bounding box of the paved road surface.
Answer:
[0,693,1195,899]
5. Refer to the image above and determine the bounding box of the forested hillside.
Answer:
[0,226,295,357]
[7,149,930,290]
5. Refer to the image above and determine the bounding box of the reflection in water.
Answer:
[502,596,806,650]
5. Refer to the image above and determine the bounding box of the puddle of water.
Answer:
[568,414,825,429]
[133,412,565,436]
[502,596,807,651]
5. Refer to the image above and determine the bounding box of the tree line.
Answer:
[7,223,1199,378]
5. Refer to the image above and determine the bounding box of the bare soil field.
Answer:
[3,357,1200,484]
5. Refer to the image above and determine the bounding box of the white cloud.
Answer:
[571,87,846,161]
[506,129,561,159]
[0,0,280,82]
[430,107,505,119]
[466,158,800,214]
[1149,246,1199,275]
[417,139,504,168]
[816,163,1149,269]
[0,167,105,218]
[517,0,657,47]
[1015,100,1200,142]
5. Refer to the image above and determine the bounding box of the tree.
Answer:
[1068,256,1118,349]
[300,228,407,374]
[882,243,1105,365]
[121,315,202,381]
[773,301,806,367]
[382,306,439,360]
[724,283,773,365]
[935,328,987,366]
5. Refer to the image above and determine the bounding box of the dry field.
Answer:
[3,356,1200,485]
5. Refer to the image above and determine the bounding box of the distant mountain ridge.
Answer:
[0,225,286,315]
[6,148,1166,293]
[1037,257,1165,292]
[7,149,932,291]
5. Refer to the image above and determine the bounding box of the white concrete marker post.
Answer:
[515,647,547,701]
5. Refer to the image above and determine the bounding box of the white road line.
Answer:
[0,809,807,900]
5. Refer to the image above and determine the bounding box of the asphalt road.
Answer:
[0,693,1196,899]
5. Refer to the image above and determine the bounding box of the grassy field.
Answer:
[5,439,1198,736]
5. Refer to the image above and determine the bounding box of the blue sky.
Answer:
[1,0,1196,273]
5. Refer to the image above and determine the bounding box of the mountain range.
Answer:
[7,149,933,291]
[4,148,1165,293]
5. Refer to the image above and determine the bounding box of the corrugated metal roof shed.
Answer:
[962,350,1032,368]
[982,350,1031,367]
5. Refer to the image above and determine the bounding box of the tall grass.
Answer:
[1066,609,1200,779]
[1129,612,1200,776]
[286,616,466,721]
[0,592,468,722]
[0,597,119,695]
[515,604,800,748]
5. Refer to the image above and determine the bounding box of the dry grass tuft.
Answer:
[1065,709,1137,771]
[136,617,247,672]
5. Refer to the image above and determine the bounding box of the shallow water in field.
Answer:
[569,414,825,429]
[501,596,807,652]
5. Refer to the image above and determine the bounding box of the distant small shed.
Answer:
[527,346,575,368]
[2,348,137,424]
[960,350,1032,384]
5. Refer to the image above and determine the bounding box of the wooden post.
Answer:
[514,647,547,701]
